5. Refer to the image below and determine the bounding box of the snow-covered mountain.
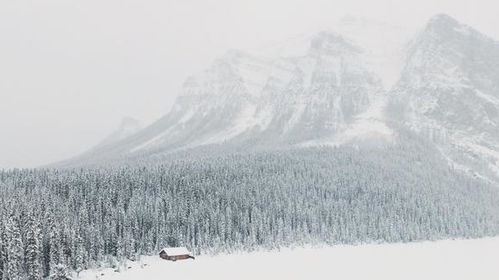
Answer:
[389,14,499,183]
[63,14,499,184]
[73,27,389,161]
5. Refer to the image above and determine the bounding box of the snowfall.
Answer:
[80,237,499,280]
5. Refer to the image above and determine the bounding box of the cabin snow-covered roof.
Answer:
[160,247,191,256]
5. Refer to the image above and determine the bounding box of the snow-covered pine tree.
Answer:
[25,214,42,280]
[1,145,499,275]
[49,264,71,280]
[48,221,63,276]
[5,215,24,280]
[0,220,6,280]
[124,226,136,261]
[73,234,85,277]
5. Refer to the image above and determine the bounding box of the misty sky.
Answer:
[1,0,498,168]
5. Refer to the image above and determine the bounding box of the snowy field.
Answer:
[80,237,499,280]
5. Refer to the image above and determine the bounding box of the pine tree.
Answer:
[26,215,43,280]
[49,225,61,274]
[0,220,7,280]
[5,215,24,280]
[73,234,85,277]
[1,146,499,275]
[49,264,71,280]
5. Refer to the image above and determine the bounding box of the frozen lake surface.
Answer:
[81,237,499,280]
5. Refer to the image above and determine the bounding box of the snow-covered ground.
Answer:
[81,237,499,280]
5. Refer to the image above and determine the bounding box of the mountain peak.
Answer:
[423,13,477,39]
[407,13,496,61]
[310,31,360,55]
[428,14,459,26]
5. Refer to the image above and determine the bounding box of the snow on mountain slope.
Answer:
[390,14,499,183]
[69,27,388,163]
[92,117,144,150]
[301,90,393,147]
[137,17,415,151]
[80,237,499,280]
[253,16,415,89]
[64,14,499,183]
[251,31,382,143]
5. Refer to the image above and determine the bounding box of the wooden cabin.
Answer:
[159,247,195,261]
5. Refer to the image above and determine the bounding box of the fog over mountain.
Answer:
[61,14,499,185]
[2,0,499,169]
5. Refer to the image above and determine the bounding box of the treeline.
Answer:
[1,146,499,279]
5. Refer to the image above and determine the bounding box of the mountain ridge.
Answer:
[56,14,499,185]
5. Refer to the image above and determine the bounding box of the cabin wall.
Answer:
[159,252,192,261]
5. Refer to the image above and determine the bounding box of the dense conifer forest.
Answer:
[2,145,499,279]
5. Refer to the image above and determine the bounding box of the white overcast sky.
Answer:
[1,0,498,168]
